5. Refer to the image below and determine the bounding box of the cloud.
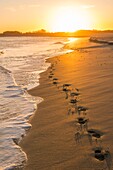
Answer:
[6,7,16,12]
[5,4,40,12]
[28,4,40,8]
[81,5,95,9]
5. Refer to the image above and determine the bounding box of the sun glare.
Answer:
[68,38,78,43]
[50,6,92,32]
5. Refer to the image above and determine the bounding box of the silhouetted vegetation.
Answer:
[2,31,22,36]
[0,29,113,37]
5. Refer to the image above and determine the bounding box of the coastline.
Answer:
[20,43,113,170]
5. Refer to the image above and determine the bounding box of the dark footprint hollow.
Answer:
[70,99,78,104]
[95,153,105,161]
[77,117,89,125]
[93,147,106,161]
[53,78,58,81]
[87,129,104,138]
[70,92,80,97]
[77,106,88,112]
[63,83,72,87]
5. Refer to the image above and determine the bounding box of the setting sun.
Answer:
[50,6,92,32]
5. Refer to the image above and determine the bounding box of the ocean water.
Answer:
[65,33,113,51]
[0,36,73,170]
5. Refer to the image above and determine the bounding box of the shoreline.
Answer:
[20,44,113,170]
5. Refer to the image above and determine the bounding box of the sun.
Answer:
[50,6,92,32]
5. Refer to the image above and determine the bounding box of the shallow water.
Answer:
[0,36,72,169]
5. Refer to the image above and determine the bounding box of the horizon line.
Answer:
[1,29,113,34]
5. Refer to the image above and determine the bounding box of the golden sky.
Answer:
[0,0,113,32]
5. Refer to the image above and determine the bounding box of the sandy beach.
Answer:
[20,40,113,170]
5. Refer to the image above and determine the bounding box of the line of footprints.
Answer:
[48,60,112,170]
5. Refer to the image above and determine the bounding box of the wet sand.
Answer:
[20,40,113,170]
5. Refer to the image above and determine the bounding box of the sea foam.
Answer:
[0,36,71,169]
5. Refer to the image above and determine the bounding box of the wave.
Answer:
[0,36,72,169]
[53,41,64,45]
[0,65,37,169]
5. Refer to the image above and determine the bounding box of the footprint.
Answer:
[70,92,80,97]
[77,106,88,112]
[70,99,78,104]
[87,129,103,137]
[76,117,89,126]
[93,147,110,162]
[63,83,72,88]
[53,78,58,81]
[48,75,53,78]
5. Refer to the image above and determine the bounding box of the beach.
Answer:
[20,40,113,170]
